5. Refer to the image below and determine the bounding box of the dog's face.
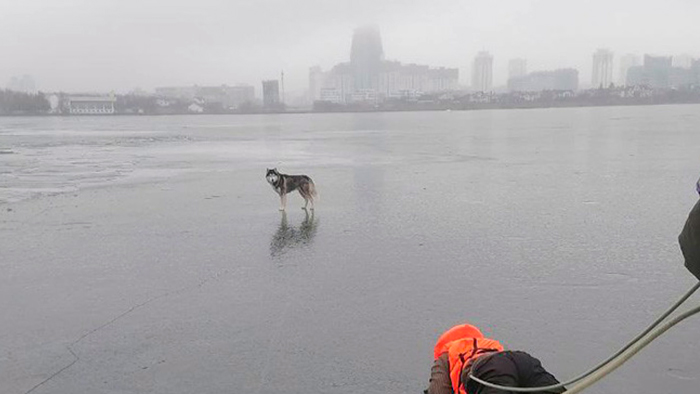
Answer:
[266,168,280,185]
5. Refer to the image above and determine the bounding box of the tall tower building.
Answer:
[472,51,493,92]
[350,25,384,91]
[592,48,614,88]
[508,58,527,80]
[618,54,640,85]
[262,80,280,108]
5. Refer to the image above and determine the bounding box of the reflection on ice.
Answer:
[270,210,318,258]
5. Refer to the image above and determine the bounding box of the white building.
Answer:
[592,48,614,88]
[68,95,116,115]
[472,51,493,92]
[187,103,204,113]
[319,88,343,104]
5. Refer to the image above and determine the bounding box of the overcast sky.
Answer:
[1,0,698,95]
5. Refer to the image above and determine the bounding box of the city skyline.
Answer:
[8,48,698,97]
[2,0,700,94]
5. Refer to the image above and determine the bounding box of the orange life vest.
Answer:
[446,337,504,394]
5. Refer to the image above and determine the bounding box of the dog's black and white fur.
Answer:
[266,168,317,211]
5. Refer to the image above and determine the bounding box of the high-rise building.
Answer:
[618,54,640,86]
[626,55,673,87]
[644,55,672,68]
[508,58,527,81]
[673,54,693,69]
[350,25,384,92]
[472,51,493,92]
[262,80,280,108]
[592,48,614,88]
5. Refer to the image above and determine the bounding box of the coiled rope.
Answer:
[467,281,700,393]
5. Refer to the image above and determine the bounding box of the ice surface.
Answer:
[1,107,700,394]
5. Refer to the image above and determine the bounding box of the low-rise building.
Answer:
[508,69,579,92]
[319,88,343,104]
[155,84,255,109]
[67,95,116,115]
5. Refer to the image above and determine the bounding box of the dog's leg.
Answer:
[302,187,314,211]
[279,193,287,211]
[298,188,309,210]
[302,191,309,210]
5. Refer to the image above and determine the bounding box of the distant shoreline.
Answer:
[3,99,700,117]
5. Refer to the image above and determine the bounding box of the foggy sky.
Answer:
[1,0,699,95]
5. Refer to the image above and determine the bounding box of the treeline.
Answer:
[0,90,50,115]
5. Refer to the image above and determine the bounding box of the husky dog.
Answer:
[266,168,318,211]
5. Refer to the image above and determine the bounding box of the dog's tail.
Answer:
[309,180,319,201]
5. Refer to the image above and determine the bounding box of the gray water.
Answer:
[1,106,700,394]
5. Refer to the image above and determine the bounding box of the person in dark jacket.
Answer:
[426,323,564,394]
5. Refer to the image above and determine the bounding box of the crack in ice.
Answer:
[22,269,230,394]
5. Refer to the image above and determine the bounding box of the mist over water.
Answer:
[2,1,700,93]
[2,105,700,393]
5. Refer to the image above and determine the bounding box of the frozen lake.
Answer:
[2,106,700,394]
